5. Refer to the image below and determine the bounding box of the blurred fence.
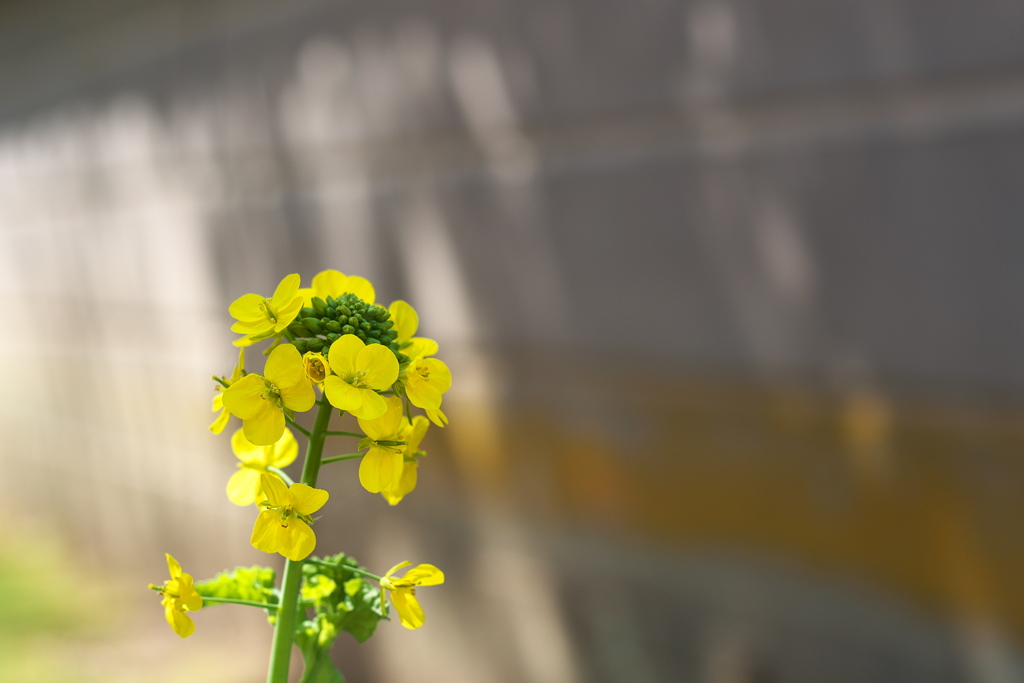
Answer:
[3,1,1024,681]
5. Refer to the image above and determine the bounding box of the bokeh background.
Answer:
[2,1,1024,681]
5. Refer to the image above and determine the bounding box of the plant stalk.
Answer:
[266,396,335,683]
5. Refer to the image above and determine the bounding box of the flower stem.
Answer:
[325,430,364,438]
[266,397,334,683]
[320,453,364,465]
[203,596,279,611]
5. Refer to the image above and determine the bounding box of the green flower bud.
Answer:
[306,338,324,352]
[301,306,317,318]
[293,339,309,353]
[289,322,312,337]
[326,296,338,308]
[326,320,342,333]
[347,316,359,327]
[301,317,323,334]
[325,333,340,343]
[339,306,351,317]
[360,321,371,332]
[311,297,329,316]
[356,331,366,341]
[365,337,380,345]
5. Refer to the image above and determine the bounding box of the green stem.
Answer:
[320,453,364,465]
[266,397,335,683]
[305,558,382,581]
[287,419,312,438]
[203,596,279,611]
[325,430,364,438]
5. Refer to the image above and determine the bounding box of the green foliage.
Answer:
[293,554,386,683]
[196,565,279,612]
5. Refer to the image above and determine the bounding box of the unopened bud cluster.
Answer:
[288,293,407,363]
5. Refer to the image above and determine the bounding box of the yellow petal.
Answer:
[289,483,329,515]
[384,560,412,578]
[264,344,305,388]
[243,407,285,446]
[389,300,419,341]
[323,376,363,412]
[405,381,442,411]
[179,574,204,611]
[358,446,403,493]
[345,276,376,304]
[271,273,301,309]
[390,588,426,629]
[382,460,418,506]
[209,408,230,434]
[260,473,291,506]
[229,293,265,322]
[350,388,387,420]
[267,429,299,468]
[327,334,364,378]
[403,564,444,586]
[312,269,347,297]
[226,468,263,506]
[406,337,439,359]
[166,603,196,638]
[425,408,448,428]
[222,374,269,419]
[358,397,404,441]
[279,517,317,561]
[405,415,429,452]
[231,428,264,465]
[274,297,304,332]
[165,553,182,580]
[358,345,399,390]
[420,358,452,394]
[251,509,281,554]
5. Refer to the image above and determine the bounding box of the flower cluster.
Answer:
[151,270,451,681]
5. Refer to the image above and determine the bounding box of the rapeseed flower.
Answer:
[356,397,406,493]
[150,553,203,638]
[251,474,329,561]
[230,273,304,344]
[302,351,330,384]
[381,414,429,505]
[210,347,246,434]
[379,561,444,629]
[404,353,451,426]
[323,334,398,420]
[223,344,315,445]
[388,300,437,358]
[226,428,298,506]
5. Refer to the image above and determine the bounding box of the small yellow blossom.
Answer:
[300,269,376,305]
[303,351,330,384]
[379,561,444,629]
[222,344,315,445]
[404,354,451,426]
[229,273,304,344]
[356,397,406,493]
[210,347,246,434]
[150,553,203,638]
[251,474,329,561]
[226,428,298,506]
[381,415,429,505]
[323,335,398,420]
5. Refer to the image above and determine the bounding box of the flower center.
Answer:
[260,379,283,407]
[258,299,278,324]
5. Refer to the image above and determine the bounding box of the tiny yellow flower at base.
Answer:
[404,354,452,412]
[303,351,330,384]
[251,474,329,561]
[226,428,298,506]
[379,561,444,629]
[152,553,203,638]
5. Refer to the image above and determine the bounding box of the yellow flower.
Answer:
[302,269,376,305]
[210,347,246,434]
[404,354,451,426]
[323,335,398,420]
[229,273,304,344]
[303,351,330,384]
[150,553,203,638]
[379,561,444,629]
[381,415,429,505]
[356,397,406,493]
[226,428,298,506]
[251,474,329,562]
[222,344,315,445]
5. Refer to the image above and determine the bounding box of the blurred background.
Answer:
[2,1,1024,681]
